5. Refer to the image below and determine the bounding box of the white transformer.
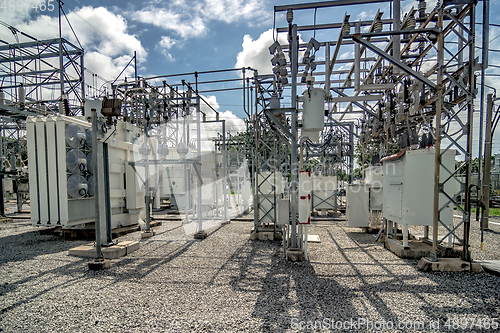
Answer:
[27,115,145,229]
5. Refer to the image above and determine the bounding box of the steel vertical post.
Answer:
[431,6,444,262]
[325,42,331,96]
[58,0,64,112]
[197,95,203,232]
[478,0,490,206]
[253,81,259,230]
[355,22,361,91]
[144,116,151,232]
[290,23,299,249]
[463,5,475,262]
[223,120,228,221]
[103,142,112,244]
[91,109,102,258]
[393,0,401,74]
[482,93,493,238]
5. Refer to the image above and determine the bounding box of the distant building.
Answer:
[491,154,500,194]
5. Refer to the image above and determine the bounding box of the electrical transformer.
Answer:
[27,115,145,229]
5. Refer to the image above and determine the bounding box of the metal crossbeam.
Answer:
[352,34,437,89]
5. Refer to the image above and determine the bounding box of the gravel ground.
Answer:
[406,214,500,261]
[0,210,499,333]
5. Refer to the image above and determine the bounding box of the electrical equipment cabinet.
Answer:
[346,184,370,227]
[382,148,455,228]
[346,166,383,228]
[311,175,337,213]
[258,171,284,224]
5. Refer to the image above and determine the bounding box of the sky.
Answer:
[1,0,500,154]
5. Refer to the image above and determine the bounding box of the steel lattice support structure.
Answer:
[0,34,85,118]
[344,1,477,260]
[0,26,85,216]
[268,0,479,261]
[252,74,290,233]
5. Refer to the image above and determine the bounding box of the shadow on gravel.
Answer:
[229,226,500,332]
[88,222,231,288]
[485,229,500,236]
[342,228,500,326]
[344,231,380,246]
[0,230,86,265]
[225,239,359,332]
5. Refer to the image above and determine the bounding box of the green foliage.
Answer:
[353,168,362,178]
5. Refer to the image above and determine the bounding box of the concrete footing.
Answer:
[286,248,304,262]
[141,231,155,239]
[69,240,140,259]
[249,226,282,241]
[194,230,208,239]
[417,257,484,273]
[88,259,110,270]
[385,238,462,259]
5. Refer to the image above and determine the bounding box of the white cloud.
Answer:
[219,110,246,133]
[158,36,179,62]
[235,29,288,75]
[159,36,177,49]
[201,0,268,25]
[357,11,372,21]
[84,52,136,83]
[0,6,146,83]
[131,0,269,39]
[135,10,205,39]
[339,51,354,60]
[200,95,245,133]
[200,95,220,119]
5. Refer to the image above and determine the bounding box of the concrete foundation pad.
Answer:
[286,248,304,262]
[69,241,140,259]
[194,231,208,239]
[141,231,155,239]
[385,238,462,259]
[251,232,274,241]
[417,257,484,273]
[88,259,110,270]
[250,226,280,241]
[307,235,321,243]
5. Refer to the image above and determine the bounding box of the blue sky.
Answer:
[1,0,500,152]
